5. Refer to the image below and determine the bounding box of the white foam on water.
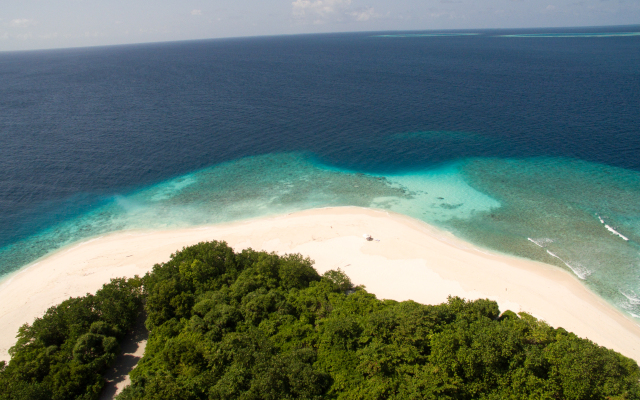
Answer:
[546,250,592,280]
[619,290,640,305]
[597,213,629,241]
[605,225,629,241]
[528,238,543,247]
[528,238,553,248]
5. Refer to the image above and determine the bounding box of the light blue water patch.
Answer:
[373,33,480,38]
[371,163,501,223]
[149,176,197,202]
[499,32,640,38]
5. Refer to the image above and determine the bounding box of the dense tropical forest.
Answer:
[0,277,142,399]
[1,241,639,399]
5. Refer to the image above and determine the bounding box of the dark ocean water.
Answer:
[1,26,639,317]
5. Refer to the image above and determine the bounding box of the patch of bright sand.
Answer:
[1,207,639,363]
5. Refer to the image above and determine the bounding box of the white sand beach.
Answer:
[1,206,639,363]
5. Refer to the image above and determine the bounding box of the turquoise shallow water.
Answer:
[0,153,409,277]
[454,157,640,316]
[1,29,639,325]
[2,152,639,319]
[379,157,640,320]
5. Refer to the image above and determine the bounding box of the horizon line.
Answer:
[1,23,639,54]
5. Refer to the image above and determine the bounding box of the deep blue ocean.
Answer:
[1,26,639,319]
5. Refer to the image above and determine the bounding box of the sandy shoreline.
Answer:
[1,206,639,363]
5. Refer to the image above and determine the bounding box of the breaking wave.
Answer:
[597,214,629,241]
[527,237,554,248]
[546,250,592,280]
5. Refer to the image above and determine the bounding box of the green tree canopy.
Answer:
[118,241,640,400]
[2,241,638,399]
[0,277,143,400]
